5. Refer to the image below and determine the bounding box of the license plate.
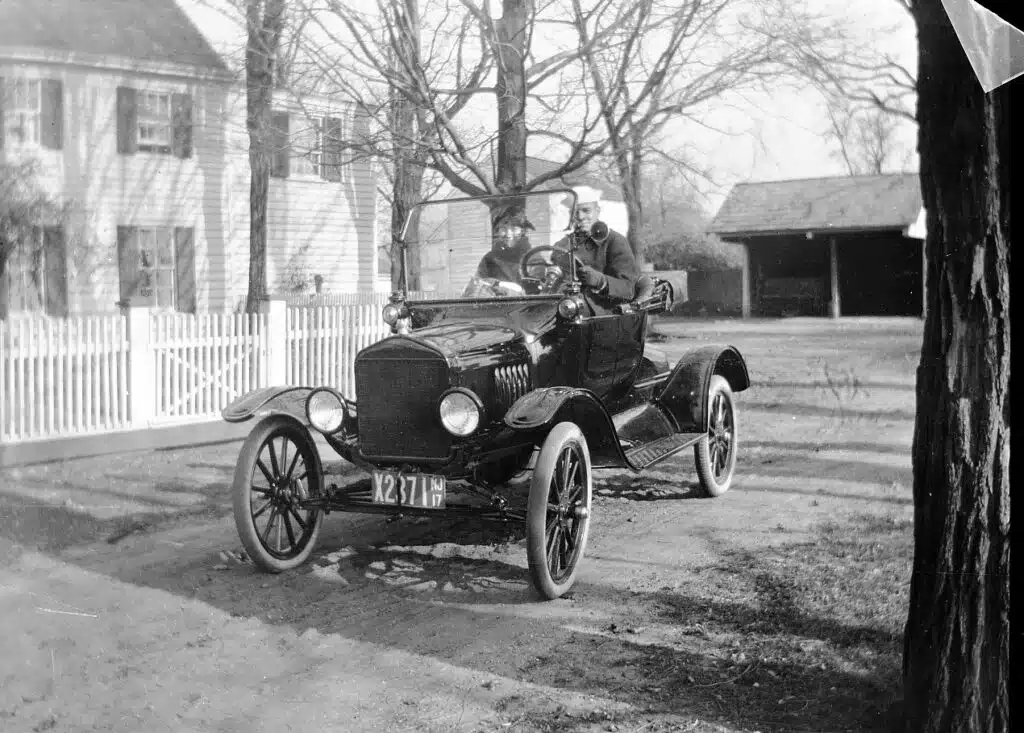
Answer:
[371,471,446,509]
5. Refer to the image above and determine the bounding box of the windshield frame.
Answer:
[395,189,581,298]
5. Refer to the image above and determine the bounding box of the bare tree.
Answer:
[566,0,817,256]
[824,97,903,175]
[901,0,1010,730]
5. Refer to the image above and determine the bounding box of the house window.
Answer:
[4,78,41,146]
[116,87,192,158]
[292,117,323,178]
[2,77,63,150]
[137,91,172,152]
[270,111,343,181]
[1,226,67,317]
[137,228,177,308]
[117,226,196,312]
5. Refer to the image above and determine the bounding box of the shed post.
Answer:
[829,236,841,319]
[740,244,751,318]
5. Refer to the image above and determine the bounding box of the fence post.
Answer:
[124,306,154,428]
[261,299,287,386]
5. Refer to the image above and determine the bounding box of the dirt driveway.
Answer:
[0,318,920,733]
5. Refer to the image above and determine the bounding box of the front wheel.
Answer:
[232,416,325,572]
[526,422,592,600]
[694,375,738,497]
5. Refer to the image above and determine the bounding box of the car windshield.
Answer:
[398,190,578,299]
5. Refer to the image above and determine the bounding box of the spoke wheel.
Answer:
[694,375,738,497]
[527,422,592,600]
[232,416,324,572]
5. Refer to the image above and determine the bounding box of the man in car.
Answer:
[554,185,639,310]
[463,208,536,296]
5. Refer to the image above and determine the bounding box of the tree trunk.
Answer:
[902,2,1011,732]
[494,0,529,194]
[245,0,285,313]
[389,0,424,291]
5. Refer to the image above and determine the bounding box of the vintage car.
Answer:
[222,190,749,599]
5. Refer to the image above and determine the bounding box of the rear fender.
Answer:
[656,345,749,432]
[221,386,315,425]
[504,387,627,468]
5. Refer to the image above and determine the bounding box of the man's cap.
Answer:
[562,185,603,208]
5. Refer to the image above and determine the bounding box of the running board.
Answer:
[624,432,704,470]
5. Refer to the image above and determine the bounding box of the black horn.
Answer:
[590,220,609,243]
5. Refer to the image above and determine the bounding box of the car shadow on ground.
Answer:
[61,511,903,733]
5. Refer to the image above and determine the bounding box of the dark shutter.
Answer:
[0,76,4,151]
[171,92,193,159]
[116,87,137,155]
[322,116,343,182]
[174,227,196,313]
[271,111,290,178]
[0,233,8,319]
[43,226,68,316]
[41,79,64,150]
[117,225,139,304]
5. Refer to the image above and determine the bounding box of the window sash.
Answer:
[136,92,172,150]
[5,229,47,312]
[136,227,177,309]
[292,117,323,178]
[5,78,42,146]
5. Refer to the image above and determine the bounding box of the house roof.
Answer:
[0,0,227,72]
[709,173,922,237]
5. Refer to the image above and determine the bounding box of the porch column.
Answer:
[740,244,751,319]
[829,236,841,319]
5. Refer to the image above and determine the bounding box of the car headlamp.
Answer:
[557,296,583,320]
[305,388,347,434]
[438,388,482,437]
[382,302,410,326]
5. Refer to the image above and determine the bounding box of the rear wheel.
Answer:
[526,422,592,600]
[232,416,324,572]
[694,375,738,497]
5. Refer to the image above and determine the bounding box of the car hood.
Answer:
[357,320,529,371]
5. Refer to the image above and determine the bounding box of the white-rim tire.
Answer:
[526,422,592,600]
[232,416,324,572]
[693,375,738,497]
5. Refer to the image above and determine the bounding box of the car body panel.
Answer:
[656,344,750,432]
[222,385,315,425]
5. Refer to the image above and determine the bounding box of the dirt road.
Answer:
[0,318,919,733]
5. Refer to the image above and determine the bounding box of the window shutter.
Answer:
[0,76,4,151]
[323,116,343,182]
[271,111,290,178]
[117,87,137,155]
[41,79,64,150]
[174,227,196,313]
[171,92,193,159]
[117,226,140,304]
[0,239,8,319]
[43,226,68,316]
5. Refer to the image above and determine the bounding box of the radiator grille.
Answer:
[355,356,451,459]
[494,362,531,411]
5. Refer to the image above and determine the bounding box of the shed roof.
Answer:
[0,0,227,72]
[709,173,922,237]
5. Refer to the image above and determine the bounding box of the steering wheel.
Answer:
[518,245,571,294]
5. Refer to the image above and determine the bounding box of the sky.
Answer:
[176,0,919,215]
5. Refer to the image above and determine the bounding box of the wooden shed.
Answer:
[709,174,925,318]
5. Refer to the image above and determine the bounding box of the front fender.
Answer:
[221,386,315,424]
[504,387,628,468]
[656,344,749,432]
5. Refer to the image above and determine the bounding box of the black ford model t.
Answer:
[222,190,749,599]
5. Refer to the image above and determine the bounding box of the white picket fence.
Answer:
[0,299,392,444]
